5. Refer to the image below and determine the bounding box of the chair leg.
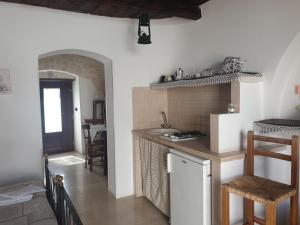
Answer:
[222,186,230,225]
[85,153,88,168]
[246,200,254,225]
[89,158,93,172]
[290,194,298,225]
[266,203,276,225]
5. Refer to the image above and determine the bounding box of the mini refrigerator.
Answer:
[168,149,211,225]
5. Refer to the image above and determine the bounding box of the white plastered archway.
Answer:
[38,49,116,196]
[266,31,300,118]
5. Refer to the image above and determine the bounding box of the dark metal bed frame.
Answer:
[44,155,83,225]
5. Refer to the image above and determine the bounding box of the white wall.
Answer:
[0,0,300,199]
[78,76,106,154]
[239,83,264,144]
[278,61,300,120]
[271,31,300,119]
[73,75,83,154]
[79,76,101,122]
[176,0,300,122]
[0,2,184,197]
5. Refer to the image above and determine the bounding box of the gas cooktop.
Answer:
[161,131,205,142]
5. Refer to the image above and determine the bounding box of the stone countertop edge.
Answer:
[132,129,246,162]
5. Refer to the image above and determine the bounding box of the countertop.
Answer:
[132,129,246,162]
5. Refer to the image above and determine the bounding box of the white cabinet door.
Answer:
[170,152,211,225]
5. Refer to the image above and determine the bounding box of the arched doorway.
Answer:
[267,31,300,119]
[38,49,116,195]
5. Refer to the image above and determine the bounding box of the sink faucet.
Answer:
[161,111,171,128]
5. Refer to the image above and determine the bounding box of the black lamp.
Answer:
[138,13,151,44]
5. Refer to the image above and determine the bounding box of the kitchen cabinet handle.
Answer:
[167,153,171,173]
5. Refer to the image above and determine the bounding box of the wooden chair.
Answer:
[222,131,299,225]
[82,124,106,172]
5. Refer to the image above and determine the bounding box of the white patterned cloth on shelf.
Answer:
[254,119,300,135]
[150,72,262,89]
[200,57,246,78]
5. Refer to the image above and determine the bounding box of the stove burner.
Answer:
[162,131,205,141]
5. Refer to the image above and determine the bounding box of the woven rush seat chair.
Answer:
[82,124,106,172]
[222,131,299,225]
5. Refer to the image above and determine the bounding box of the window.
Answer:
[43,88,62,133]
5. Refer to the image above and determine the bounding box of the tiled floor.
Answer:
[49,152,169,225]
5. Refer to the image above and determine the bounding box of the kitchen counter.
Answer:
[132,129,246,162]
[133,128,247,224]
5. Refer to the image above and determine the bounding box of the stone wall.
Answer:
[39,54,105,97]
[39,70,75,80]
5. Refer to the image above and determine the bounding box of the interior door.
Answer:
[40,80,74,155]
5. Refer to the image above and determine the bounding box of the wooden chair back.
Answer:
[247,131,299,189]
[82,124,92,151]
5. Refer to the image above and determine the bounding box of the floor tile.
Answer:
[49,152,168,225]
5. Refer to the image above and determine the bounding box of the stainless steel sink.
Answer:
[148,128,179,135]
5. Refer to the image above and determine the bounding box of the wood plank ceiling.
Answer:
[0,0,209,19]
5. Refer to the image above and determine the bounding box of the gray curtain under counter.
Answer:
[139,138,170,216]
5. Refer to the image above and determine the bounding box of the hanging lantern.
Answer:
[138,13,151,45]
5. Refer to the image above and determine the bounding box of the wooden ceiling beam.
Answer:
[0,0,48,7]
[0,0,209,20]
[92,0,203,19]
[46,0,101,14]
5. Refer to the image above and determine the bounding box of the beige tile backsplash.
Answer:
[132,87,168,130]
[132,84,230,134]
[168,85,230,134]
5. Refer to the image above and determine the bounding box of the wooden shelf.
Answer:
[150,72,262,89]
